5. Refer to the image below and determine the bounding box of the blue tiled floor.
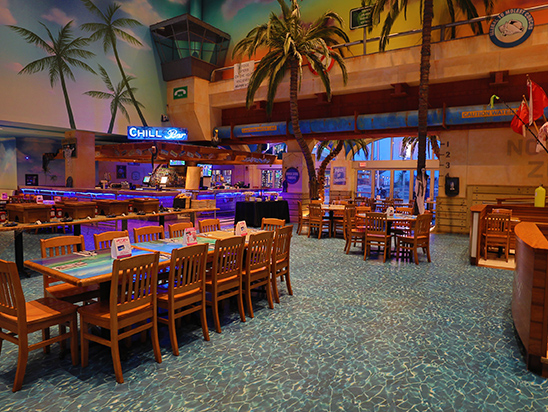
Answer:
[1,226,547,411]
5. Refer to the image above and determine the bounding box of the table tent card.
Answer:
[111,236,132,259]
[36,195,44,204]
[386,206,395,217]
[184,227,198,245]
[235,220,248,236]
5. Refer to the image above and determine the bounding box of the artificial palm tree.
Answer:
[316,139,372,201]
[371,0,494,212]
[400,135,440,159]
[9,21,95,129]
[80,0,148,127]
[232,0,349,200]
[84,65,142,133]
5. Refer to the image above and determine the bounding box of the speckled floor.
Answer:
[0,225,547,411]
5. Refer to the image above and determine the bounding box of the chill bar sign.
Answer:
[127,126,188,141]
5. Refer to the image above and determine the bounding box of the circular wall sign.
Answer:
[489,8,534,48]
[308,47,335,76]
[285,167,300,185]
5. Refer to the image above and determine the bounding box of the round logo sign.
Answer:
[285,167,300,185]
[308,47,335,76]
[489,8,534,48]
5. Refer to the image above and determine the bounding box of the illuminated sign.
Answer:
[127,126,188,141]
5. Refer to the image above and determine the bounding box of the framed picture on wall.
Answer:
[117,165,127,179]
[131,171,140,181]
[333,167,346,185]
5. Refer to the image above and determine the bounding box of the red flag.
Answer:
[511,101,529,136]
[528,79,548,124]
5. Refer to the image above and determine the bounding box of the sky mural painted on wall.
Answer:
[1,0,547,137]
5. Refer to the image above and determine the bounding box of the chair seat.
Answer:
[205,274,239,286]
[78,300,153,325]
[157,287,201,302]
[46,283,99,302]
[0,297,78,327]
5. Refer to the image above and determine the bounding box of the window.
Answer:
[393,170,410,202]
[374,170,391,198]
[356,170,371,197]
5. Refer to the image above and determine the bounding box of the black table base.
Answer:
[234,201,290,227]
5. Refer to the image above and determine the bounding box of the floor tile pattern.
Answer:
[0,225,547,411]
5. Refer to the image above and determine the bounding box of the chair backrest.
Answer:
[261,218,285,231]
[168,244,208,297]
[273,225,293,267]
[365,213,389,235]
[414,213,433,238]
[133,225,165,243]
[308,203,324,221]
[94,230,129,250]
[211,236,245,283]
[485,212,511,235]
[344,205,358,237]
[0,259,25,325]
[356,206,371,214]
[245,231,273,275]
[199,218,221,233]
[396,207,413,215]
[41,235,86,258]
[168,221,194,238]
[110,253,159,317]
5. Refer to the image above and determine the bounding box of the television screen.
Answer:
[160,176,168,184]
[143,176,151,184]
[199,164,212,177]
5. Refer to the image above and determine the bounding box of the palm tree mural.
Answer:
[8,21,95,129]
[315,139,372,201]
[80,0,148,127]
[84,65,142,133]
[371,0,494,212]
[232,0,349,200]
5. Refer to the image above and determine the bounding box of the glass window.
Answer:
[374,170,391,198]
[324,170,331,203]
[392,137,413,160]
[372,139,391,161]
[356,170,371,198]
[393,170,410,202]
[433,170,439,200]
[353,147,369,161]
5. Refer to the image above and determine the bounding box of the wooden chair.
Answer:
[168,221,194,238]
[297,201,309,235]
[206,236,246,333]
[40,235,100,304]
[396,213,433,264]
[157,244,209,355]
[308,203,330,239]
[344,206,365,254]
[242,231,274,318]
[0,259,78,392]
[199,218,221,233]
[331,202,347,238]
[363,213,392,262]
[261,218,285,231]
[483,212,511,262]
[94,230,129,250]
[271,225,293,304]
[78,253,161,383]
[393,207,414,237]
[133,225,165,243]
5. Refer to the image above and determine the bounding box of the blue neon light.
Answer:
[127,126,188,141]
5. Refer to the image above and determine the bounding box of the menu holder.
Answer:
[235,220,248,236]
[111,236,132,259]
[36,195,44,204]
[386,206,395,217]
[184,227,198,245]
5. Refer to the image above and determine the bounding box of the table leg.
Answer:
[121,219,128,231]
[159,215,165,227]
[190,211,196,225]
[14,229,28,276]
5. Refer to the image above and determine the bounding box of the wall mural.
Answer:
[0,0,547,137]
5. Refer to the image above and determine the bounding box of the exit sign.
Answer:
[173,86,188,99]
[350,6,373,30]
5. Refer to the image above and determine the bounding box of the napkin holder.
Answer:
[111,236,132,259]
[235,220,248,236]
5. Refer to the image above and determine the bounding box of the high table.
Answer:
[2,206,218,273]
[234,200,290,227]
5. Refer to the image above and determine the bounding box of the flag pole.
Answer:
[490,94,548,155]
[523,95,540,135]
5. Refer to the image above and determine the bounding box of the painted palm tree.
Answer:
[232,0,349,200]
[80,0,148,127]
[371,0,494,212]
[316,139,372,201]
[9,21,95,129]
[84,65,142,133]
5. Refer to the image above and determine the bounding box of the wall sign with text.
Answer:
[489,8,534,48]
[127,126,188,141]
[285,167,300,185]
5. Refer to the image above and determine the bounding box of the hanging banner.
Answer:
[234,61,254,90]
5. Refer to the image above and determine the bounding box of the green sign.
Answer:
[350,6,373,30]
[173,86,188,100]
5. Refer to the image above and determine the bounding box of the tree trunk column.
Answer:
[64,130,95,188]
